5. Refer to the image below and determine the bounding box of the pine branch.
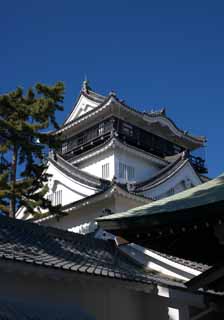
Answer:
[0,81,65,218]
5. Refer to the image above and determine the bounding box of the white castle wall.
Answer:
[46,161,99,206]
[115,149,160,183]
[78,149,115,181]
[40,197,115,230]
[78,147,162,183]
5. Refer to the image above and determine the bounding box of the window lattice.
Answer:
[47,190,62,206]
[102,163,110,179]
[119,162,135,180]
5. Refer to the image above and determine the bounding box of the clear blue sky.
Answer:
[1,0,224,177]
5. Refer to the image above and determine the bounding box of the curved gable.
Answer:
[64,91,104,125]
[139,160,202,200]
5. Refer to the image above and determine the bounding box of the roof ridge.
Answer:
[149,248,211,272]
[0,214,111,248]
[57,92,205,147]
[84,89,106,101]
[113,96,206,143]
[143,111,206,143]
[0,214,185,288]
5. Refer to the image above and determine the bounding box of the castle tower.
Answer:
[17,81,207,233]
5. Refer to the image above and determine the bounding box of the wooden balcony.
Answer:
[62,131,112,161]
[59,116,207,174]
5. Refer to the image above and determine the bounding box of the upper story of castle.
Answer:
[54,80,207,177]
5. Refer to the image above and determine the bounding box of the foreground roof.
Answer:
[0,215,221,318]
[0,215,184,288]
[97,173,224,229]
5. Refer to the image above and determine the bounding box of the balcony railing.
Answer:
[59,117,207,174]
[62,130,112,161]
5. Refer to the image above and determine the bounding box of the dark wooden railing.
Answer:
[60,117,207,173]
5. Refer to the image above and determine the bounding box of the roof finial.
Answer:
[82,76,91,93]
[109,90,116,97]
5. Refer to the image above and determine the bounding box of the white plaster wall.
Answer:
[40,195,144,232]
[78,150,115,180]
[46,162,98,206]
[115,149,160,183]
[143,162,202,200]
[16,161,100,220]
[41,197,115,230]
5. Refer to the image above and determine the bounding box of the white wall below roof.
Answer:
[142,162,202,200]
[41,197,115,230]
[46,161,98,206]
[115,149,160,183]
[16,160,100,220]
[78,150,115,180]
[38,194,144,232]
[78,147,161,183]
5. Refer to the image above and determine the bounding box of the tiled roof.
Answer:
[49,153,110,190]
[58,85,205,147]
[34,182,149,224]
[97,174,224,224]
[82,89,106,103]
[0,216,182,287]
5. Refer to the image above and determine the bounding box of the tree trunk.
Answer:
[9,145,17,218]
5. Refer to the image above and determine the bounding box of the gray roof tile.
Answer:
[0,215,201,289]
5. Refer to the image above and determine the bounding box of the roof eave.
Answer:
[54,95,206,150]
[97,200,224,231]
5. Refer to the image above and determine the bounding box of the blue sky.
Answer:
[1,0,224,177]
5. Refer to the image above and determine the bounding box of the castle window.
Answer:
[102,163,109,179]
[47,190,62,206]
[119,162,135,180]
[62,142,68,154]
[127,165,135,180]
[122,123,133,136]
[98,122,105,135]
[77,134,87,145]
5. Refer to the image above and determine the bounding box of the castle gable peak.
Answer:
[64,82,106,125]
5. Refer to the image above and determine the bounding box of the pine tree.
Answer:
[0,82,64,218]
